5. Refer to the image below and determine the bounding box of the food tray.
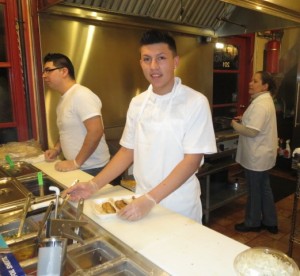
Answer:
[91,258,149,275]
[20,256,78,276]
[67,239,123,271]
[18,174,64,198]
[0,177,30,206]
[0,161,40,178]
[0,218,38,242]
[92,195,138,219]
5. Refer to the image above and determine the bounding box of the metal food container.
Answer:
[18,174,64,199]
[0,161,40,178]
[9,237,39,262]
[0,186,169,275]
[71,221,100,243]
[68,239,123,271]
[20,256,78,276]
[0,177,29,207]
[0,218,38,242]
[91,258,149,275]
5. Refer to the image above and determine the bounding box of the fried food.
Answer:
[102,202,116,214]
[114,199,127,210]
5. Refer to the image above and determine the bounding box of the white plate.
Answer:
[92,195,138,219]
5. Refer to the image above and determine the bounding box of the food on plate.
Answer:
[94,196,138,216]
[102,202,116,214]
[114,199,128,210]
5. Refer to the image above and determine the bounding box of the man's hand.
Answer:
[44,148,59,162]
[55,160,78,172]
[117,194,156,221]
[61,180,98,201]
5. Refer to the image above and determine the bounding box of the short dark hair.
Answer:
[257,71,276,95]
[43,53,75,80]
[140,29,177,56]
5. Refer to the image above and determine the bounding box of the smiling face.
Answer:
[140,43,179,95]
[249,72,269,96]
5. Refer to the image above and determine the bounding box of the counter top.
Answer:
[34,161,249,275]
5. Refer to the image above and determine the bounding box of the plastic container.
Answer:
[234,247,299,276]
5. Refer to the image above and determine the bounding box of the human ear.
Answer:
[174,56,179,69]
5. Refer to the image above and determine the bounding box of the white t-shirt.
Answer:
[120,77,217,222]
[236,92,277,171]
[56,83,110,169]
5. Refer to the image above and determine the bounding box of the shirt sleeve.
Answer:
[183,94,217,154]
[232,120,259,137]
[244,102,267,131]
[120,99,138,149]
[73,88,101,122]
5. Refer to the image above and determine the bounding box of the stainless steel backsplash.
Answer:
[39,13,213,145]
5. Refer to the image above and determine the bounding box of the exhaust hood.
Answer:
[39,0,300,37]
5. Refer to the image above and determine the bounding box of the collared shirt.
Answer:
[236,92,277,171]
[120,77,217,222]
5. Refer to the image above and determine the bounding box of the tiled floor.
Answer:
[207,168,300,267]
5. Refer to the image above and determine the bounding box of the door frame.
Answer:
[213,34,254,116]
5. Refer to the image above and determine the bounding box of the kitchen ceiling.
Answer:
[43,0,300,37]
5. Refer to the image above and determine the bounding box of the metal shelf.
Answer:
[197,158,246,225]
[202,183,247,212]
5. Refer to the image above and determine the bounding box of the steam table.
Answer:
[34,160,249,276]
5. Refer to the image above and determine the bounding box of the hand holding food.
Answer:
[117,194,156,221]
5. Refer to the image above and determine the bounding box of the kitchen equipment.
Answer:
[18,174,64,198]
[0,178,29,207]
[36,201,54,242]
[57,194,70,218]
[57,179,78,218]
[67,239,123,271]
[0,161,40,178]
[49,186,60,219]
[234,247,299,275]
[73,198,84,243]
[37,236,68,276]
[49,218,86,244]
[17,193,32,238]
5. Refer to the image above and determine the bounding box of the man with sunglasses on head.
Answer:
[43,53,110,176]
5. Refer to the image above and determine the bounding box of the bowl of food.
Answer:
[234,247,299,276]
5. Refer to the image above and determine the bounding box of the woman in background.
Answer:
[232,71,278,234]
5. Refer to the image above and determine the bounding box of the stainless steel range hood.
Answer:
[40,0,300,37]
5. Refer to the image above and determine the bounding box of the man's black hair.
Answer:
[140,29,177,55]
[43,53,75,80]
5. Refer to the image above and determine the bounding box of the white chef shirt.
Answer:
[120,78,217,222]
[235,92,277,171]
[56,84,110,169]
